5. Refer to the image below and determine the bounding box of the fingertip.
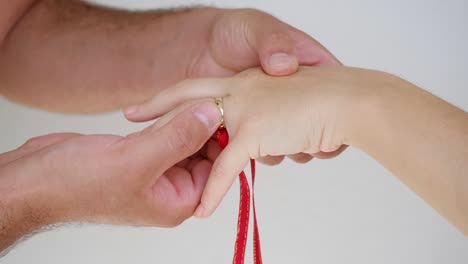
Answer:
[123,105,140,121]
[194,188,222,219]
[194,204,210,219]
[253,26,299,76]
[124,104,155,122]
[287,153,314,164]
[263,52,299,76]
[124,104,165,123]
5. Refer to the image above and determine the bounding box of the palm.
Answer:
[151,154,209,211]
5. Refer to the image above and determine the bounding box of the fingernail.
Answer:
[193,103,221,130]
[194,204,206,218]
[268,53,297,70]
[124,106,139,116]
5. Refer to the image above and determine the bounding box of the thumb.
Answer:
[126,101,222,176]
[246,12,299,76]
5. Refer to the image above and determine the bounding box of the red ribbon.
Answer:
[215,127,263,264]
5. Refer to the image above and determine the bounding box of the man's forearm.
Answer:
[0,161,50,254]
[0,0,220,113]
[0,200,40,254]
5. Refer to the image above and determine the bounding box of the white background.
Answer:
[1,0,467,263]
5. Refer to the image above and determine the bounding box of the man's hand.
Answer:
[188,8,340,78]
[0,2,339,112]
[0,101,221,253]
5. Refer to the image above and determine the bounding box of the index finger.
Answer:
[124,78,230,123]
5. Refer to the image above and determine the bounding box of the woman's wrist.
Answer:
[339,69,406,149]
[339,68,468,235]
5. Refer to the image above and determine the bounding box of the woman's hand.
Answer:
[125,66,468,235]
[124,66,377,217]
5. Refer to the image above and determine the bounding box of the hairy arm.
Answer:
[0,197,46,255]
[0,101,221,253]
[0,0,219,113]
[0,1,340,113]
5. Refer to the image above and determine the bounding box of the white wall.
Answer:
[1,0,467,263]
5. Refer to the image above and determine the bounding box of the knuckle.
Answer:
[268,31,289,42]
[37,148,59,176]
[22,136,45,148]
[305,134,320,154]
[231,8,264,17]
[290,154,312,164]
[320,141,341,153]
[167,124,199,155]
[210,163,226,180]
[318,126,342,153]
[264,32,293,53]
[237,8,277,24]
[240,8,264,16]
[304,120,322,154]
[210,161,235,188]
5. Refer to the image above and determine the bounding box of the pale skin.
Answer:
[0,0,341,254]
[126,66,468,236]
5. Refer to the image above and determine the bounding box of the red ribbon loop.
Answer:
[215,128,263,264]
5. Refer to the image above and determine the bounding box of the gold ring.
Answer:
[215,97,225,128]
